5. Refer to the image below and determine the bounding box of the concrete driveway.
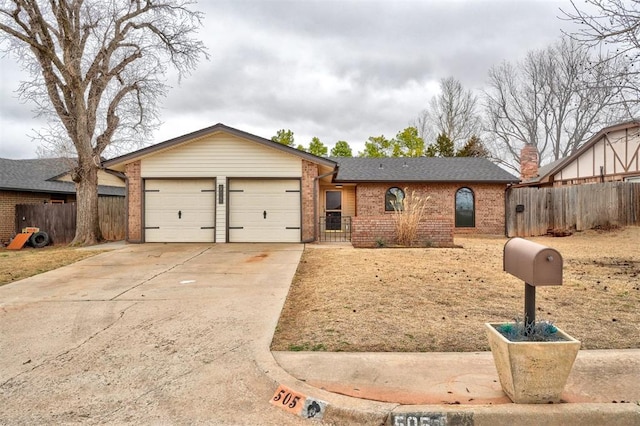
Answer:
[0,243,308,425]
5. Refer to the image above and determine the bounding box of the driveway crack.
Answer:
[1,302,137,389]
[110,247,212,301]
[99,340,248,421]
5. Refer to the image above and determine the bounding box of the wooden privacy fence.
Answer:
[506,182,640,237]
[15,196,125,244]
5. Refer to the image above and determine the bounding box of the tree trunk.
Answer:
[72,162,103,246]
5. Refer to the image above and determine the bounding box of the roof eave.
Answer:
[333,178,519,184]
[0,186,76,195]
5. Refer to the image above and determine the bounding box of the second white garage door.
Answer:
[228,179,301,242]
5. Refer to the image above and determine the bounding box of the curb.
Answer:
[256,349,640,425]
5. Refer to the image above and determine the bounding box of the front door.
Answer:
[325,190,342,231]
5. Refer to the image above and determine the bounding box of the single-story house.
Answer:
[103,124,518,247]
[518,120,640,187]
[0,158,125,243]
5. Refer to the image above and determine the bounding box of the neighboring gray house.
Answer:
[0,158,125,243]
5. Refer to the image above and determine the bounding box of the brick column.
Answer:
[125,161,142,242]
[301,160,318,242]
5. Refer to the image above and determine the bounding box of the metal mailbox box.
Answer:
[503,238,562,286]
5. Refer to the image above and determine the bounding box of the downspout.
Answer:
[504,183,512,237]
[302,167,338,243]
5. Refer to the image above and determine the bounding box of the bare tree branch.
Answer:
[415,77,482,150]
[483,36,633,171]
[0,0,207,244]
[561,0,640,100]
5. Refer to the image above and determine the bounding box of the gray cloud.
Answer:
[0,0,573,158]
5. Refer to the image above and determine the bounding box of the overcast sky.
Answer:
[0,0,579,159]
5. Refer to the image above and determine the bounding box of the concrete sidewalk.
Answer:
[273,350,640,405]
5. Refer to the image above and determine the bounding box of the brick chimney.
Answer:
[520,144,539,180]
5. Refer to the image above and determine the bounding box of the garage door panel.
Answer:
[146,227,215,243]
[228,179,300,243]
[144,179,215,243]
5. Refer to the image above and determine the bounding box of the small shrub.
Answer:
[497,318,564,342]
[393,189,429,247]
[375,237,387,248]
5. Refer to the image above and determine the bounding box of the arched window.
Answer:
[455,187,475,227]
[385,187,405,211]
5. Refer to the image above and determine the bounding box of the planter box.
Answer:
[485,322,581,404]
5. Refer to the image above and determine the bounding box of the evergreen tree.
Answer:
[456,135,489,158]
[426,133,455,157]
[271,129,295,147]
[359,135,393,157]
[308,137,328,156]
[393,127,424,157]
[330,140,353,157]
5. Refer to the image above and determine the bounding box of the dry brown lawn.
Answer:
[0,246,101,286]
[272,227,640,352]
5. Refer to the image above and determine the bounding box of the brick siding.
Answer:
[351,215,454,248]
[353,182,507,243]
[0,191,75,244]
[301,160,317,242]
[125,161,142,242]
[1,191,49,243]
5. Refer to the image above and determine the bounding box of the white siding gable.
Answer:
[141,132,302,178]
[554,127,640,180]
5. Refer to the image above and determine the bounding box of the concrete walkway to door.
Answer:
[0,243,309,425]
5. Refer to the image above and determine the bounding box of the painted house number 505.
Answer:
[393,414,446,426]
[272,389,300,409]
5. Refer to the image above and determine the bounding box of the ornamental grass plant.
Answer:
[393,189,429,247]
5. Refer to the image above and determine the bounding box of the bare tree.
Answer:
[0,0,207,245]
[484,37,630,173]
[416,77,482,150]
[562,0,640,100]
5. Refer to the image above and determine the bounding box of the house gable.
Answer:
[103,123,335,172]
[553,124,640,184]
[140,132,304,178]
[521,120,640,187]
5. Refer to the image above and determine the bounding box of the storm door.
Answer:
[325,190,342,231]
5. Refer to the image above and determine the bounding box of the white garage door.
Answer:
[144,179,215,243]
[228,179,301,242]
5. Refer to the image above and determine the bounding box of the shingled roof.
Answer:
[332,157,518,183]
[0,158,124,196]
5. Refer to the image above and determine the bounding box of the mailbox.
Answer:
[504,238,564,329]
[504,238,562,286]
